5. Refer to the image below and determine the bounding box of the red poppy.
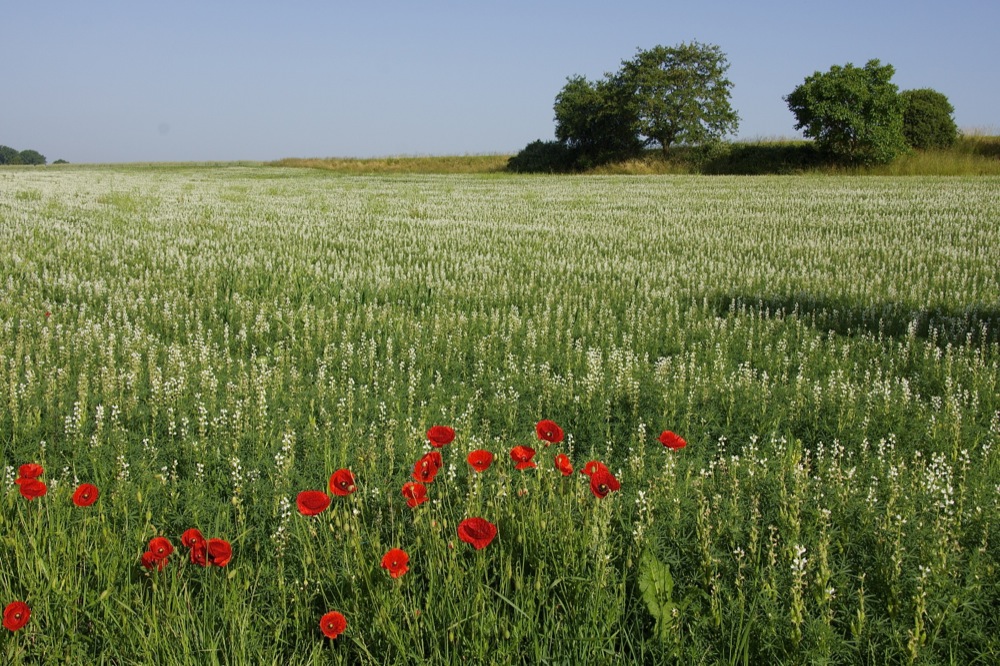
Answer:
[554,453,573,476]
[190,542,207,567]
[426,425,455,447]
[3,601,30,632]
[181,528,206,549]
[16,478,47,500]
[141,550,168,570]
[412,451,443,483]
[148,536,173,561]
[510,445,537,470]
[401,481,428,508]
[425,450,443,469]
[328,469,357,497]
[18,463,44,479]
[457,517,497,550]
[296,490,332,516]
[659,430,687,450]
[72,483,99,507]
[320,610,347,639]
[535,420,564,445]
[589,468,621,499]
[381,548,410,578]
[580,460,610,477]
[466,449,493,473]
[207,538,232,567]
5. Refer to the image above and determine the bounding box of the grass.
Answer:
[271,154,511,175]
[1,166,999,663]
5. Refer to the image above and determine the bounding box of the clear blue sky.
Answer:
[4,0,998,163]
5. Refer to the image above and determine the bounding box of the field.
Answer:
[1,165,999,664]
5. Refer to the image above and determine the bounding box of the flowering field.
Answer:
[1,165,999,664]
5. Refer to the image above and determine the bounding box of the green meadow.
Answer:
[1,165,998,664]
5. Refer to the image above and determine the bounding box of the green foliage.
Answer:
[17,149,47,166]
[506,139,574,173]
[0,145,47,165]
[553,74,642,168]
[0,145,21,164]
[514,41,738,171]
[620,42,739,154]
[785,59,908,165]
[901,88,958,150]
[638,548,684,642]
[52,159,69,165]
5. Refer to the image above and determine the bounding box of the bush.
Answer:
[901,89,958,150]
[506,140,575,173]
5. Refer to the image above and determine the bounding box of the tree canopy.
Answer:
[553,74,642,167]
[785,59,907,165]
[0,145,47,165]
[619,42,739,154]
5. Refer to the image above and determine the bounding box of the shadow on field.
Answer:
[711,293,1000,346]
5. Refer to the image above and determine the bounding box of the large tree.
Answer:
[553,74,642,167]
[619,42,739,155]
[785,59,907,165]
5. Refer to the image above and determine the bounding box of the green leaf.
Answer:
[639,547,676,640]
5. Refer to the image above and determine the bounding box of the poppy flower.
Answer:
[190,542,208,567]
[181,528,206,549]
[659,430,687,450]
[148,536,173,561]
[381,548,410,578]
[3,601,31,632]
[18,463,44,479]
[206,539,232,567]
[141,551,168,570]
[554,453,573,476]
[535,420,564,445]
[510,445,537,470]
[580,460,610,477]
[589,468,621,499]
[320,610,347,639]
[426,425,455,448]
[457,517,497,550]
[412,451,443,483]
[466,449,493,473]
[329,469,357,497]
[72,483,99,507]
[296,490,332,516]
[16,478,47,500]
[401,481,428,508]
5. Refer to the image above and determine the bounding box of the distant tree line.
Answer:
[509,45,958,172]
[0,145,49,165]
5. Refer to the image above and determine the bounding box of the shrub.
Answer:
[900,88,958,150]
[506,140,575,173]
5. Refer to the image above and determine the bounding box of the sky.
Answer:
[3,0,998,164]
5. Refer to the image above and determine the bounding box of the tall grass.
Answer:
[271,154,511,175]
[1,167,998,663]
